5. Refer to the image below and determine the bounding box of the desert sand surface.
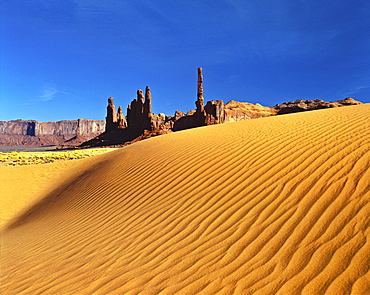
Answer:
[0,149,116,229]
[1,104,369,294]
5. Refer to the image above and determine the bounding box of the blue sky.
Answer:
[1,0,369,122]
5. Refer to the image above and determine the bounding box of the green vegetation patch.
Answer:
[1,149,111,166]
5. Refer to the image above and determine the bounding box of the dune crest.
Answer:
[1,104,370,294]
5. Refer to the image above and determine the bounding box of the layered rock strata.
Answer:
[224,101,278,122]
[274,97,362,114]
[0,119,105,146]
[205,100,226,125]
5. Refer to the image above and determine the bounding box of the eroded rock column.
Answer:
[127,87,154,133]
[195,67,206,127]
[105,97,118,132]
[117,106,127,129]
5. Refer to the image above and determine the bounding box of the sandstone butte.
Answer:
[1,103,369,294]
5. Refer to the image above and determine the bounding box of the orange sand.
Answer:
[1,104,369,294]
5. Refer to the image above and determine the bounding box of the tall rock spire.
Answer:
[196,67,204,112]
[105,97,118,132]
[144,86,153,130]
[194,67,206,127]
[144,86,152,116]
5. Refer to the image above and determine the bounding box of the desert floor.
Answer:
[1,104,369,294]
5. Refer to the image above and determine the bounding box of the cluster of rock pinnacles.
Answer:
[105,68,226,135]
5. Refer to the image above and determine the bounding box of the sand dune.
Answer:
[0,149,116,229]
[1,104,369,294]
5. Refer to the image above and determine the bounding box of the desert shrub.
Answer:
[3,148,111,165]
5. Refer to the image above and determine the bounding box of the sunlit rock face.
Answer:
[274,97,362,115]
[224,101,278,122]
[222,97,363,122]
[0,119,105,146]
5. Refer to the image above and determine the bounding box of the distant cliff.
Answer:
[0,119,105,146]
[222,97,363,121]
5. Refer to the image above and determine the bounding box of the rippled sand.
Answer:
[1,104,369,294]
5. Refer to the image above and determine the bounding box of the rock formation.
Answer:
[3,68,362,148]
[105,97,118,132]
[126,87,153,133]
[99,68,287,137]
[82,68,363,147]
[173,68,228,131]
[0,119,105,146]
[117,106,127,129]
[205,100,225,125]
[81,86,173,148]
[224,101,278,122]
[274,97,362,115]
[194,67,206,127]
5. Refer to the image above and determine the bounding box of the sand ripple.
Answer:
[1,105,370,294]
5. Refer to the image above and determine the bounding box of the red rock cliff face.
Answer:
[0,120,34,135]
[274,98,362,114]
[0,119,105,146]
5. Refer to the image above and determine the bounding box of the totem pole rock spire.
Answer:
[194,67,206,127]
[196,67,204,112]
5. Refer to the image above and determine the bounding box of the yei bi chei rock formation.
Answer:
[104,86,173,134]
